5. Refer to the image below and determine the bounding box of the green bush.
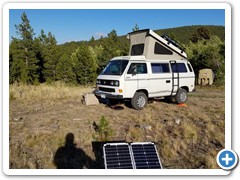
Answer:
[93,116,113,141]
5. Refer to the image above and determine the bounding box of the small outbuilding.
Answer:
[198,68,214,86]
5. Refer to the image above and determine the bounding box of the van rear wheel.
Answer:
[131,92,148,110]
[175,88,188,104]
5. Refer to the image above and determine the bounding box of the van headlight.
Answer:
[115,81,119,86]
[110,80,119,87]
[96,80,101,84]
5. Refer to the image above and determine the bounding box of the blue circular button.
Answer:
[217,149,238,170]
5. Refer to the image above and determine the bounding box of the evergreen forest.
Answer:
[9,12,225,85]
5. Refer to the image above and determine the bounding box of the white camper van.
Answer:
[95,29,195,110]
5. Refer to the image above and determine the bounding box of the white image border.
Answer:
[2,2,231,176]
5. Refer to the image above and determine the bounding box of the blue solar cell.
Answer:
[131,143,162,169]
[104,143,134,169]
[103,142,162,169]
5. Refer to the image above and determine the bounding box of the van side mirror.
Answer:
[132,68,137,76]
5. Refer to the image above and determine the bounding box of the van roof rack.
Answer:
[161,34,185,53]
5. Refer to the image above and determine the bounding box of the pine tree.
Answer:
[10,12,39,84]
[38,30,60,83]
[56,53,76,83]
[132,23,139,32]
[107,29,118,42]
[9,39,23,83]
[71,44,98,85]
[88,45,103,74]
[190,27,211,43]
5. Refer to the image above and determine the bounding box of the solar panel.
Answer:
[103,142,162,169]
[103,143,134,169]
[131,142,162,169]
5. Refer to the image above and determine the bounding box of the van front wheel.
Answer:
[131,92,148,110]
[175,88,188,104]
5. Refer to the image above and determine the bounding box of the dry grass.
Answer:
[9,81,94,102]
[9,84,225,169]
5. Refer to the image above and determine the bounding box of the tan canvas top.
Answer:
[127,29,187,60]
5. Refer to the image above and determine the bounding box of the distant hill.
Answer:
[154,25,225,45]
[59,25,225,55]
[117,25,224,45]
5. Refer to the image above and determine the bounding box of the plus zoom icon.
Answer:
[217,149,238,170]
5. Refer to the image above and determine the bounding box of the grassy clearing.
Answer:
[9,84,225,169]
[9,81,94,102]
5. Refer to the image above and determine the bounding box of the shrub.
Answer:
[93,116,113,141]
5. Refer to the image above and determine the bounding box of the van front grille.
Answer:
[99,87,115,93]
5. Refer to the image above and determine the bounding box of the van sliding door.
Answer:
[149,63,172,97]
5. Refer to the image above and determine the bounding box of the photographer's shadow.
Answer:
[54,132,94,169]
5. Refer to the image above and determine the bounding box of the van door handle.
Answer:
[166,80,171,83]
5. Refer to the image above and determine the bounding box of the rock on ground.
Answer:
[82,93,99,105]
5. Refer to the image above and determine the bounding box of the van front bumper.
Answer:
[94,90,123,99]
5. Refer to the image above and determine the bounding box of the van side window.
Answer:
[171,63,187,73]
[151,63,170,73]
[187,63,193,72]
[154,42,173,55]
[131,44,144,55]
[127,63,147,74]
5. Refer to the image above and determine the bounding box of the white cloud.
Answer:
[94,32,107,39]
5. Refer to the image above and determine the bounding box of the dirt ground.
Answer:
[9,86,225,169]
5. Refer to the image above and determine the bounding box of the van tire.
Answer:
[131,92,148,110]
[175,88,188,104]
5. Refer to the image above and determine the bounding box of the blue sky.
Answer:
[9,9,225,44]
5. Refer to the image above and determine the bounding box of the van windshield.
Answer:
[101,60,129,75]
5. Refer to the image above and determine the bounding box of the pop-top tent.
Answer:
[127,29,187,60]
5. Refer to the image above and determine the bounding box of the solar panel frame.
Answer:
[103,142,162,169]
[103,143,134,169]
[131,142,162,169]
